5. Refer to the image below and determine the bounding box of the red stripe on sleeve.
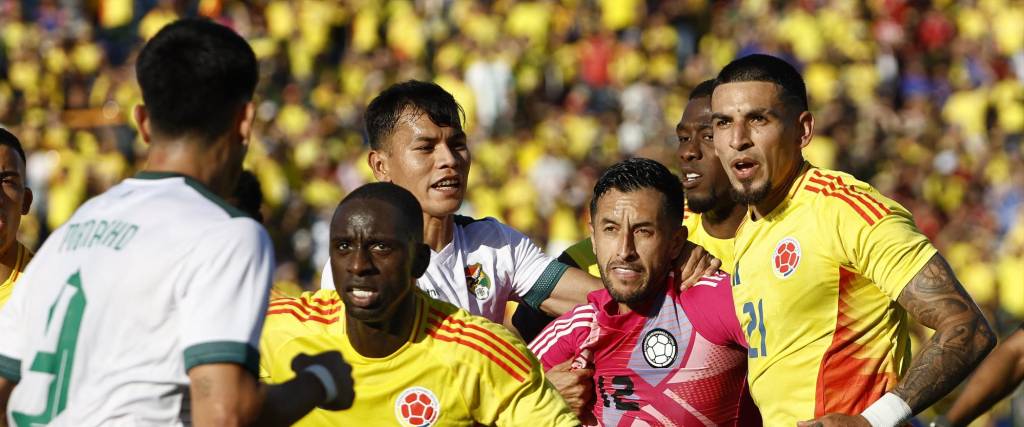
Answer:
[426,328,527,382]
[427,308,531,369]
[266,308,339,325]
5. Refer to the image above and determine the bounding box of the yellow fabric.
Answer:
[0,244,33,310]
[561,210,735,278]
[260,290,578,426]
[731,163,937,424]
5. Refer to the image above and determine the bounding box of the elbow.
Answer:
[972,315,997,363]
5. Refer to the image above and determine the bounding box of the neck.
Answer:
[615,276,669,315]
[345,290,417,358]
[752,161,805,220]
[700,199,746,239]
[144,137,232,197]
[0,242,20,283]
[423,213,455,252]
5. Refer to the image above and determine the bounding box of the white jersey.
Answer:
[0,172,273,426]
[322,216,567,322]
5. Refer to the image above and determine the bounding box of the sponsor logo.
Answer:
[772,237,801,279]
[642,328,677,368]
[395,387,440,427]
[465,263,492,300]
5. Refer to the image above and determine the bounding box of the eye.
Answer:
[714,118,731,128]
[635,228,653,237]
[414,145,433,152]
[603,225,618,233]
[701,132,714,143]
[677,135,691,144]
[370,242,392,254]
[750,115,767,125]
[336,241,352,252]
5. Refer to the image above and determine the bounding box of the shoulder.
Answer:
[682,272,734,306]
[264,290,343,339]
[528,303,597,355]
[797,167,904,226]
[422,297,536,383]
[457,215,525,241]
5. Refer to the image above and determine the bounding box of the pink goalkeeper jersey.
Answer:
[529,273,761,427]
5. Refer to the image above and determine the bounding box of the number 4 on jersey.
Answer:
[12,271,87,427]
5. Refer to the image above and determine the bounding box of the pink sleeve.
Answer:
[679,272,749,349]
[527,304,597,371]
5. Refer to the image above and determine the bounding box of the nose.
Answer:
[616,229,639,262]
[728,123,754,152]
[434,142,458,169]
[678,137,701,163]
[346,246,376,276]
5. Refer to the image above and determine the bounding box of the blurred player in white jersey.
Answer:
[0,19,352,426]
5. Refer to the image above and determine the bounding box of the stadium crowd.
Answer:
[0,0,1021,423]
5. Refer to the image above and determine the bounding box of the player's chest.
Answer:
[419,249,508,303]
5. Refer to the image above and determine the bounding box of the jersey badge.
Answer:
[465,263,492,300]
[642,328,677,368]
[772,237,801,279]
[395,386,440,427]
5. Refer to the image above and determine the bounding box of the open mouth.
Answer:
[610,265,643,281]
[346,287,380,308]
[683,172,703,188]
[430,177,461,194]
[731,159,759,180]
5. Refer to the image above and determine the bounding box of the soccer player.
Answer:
[530,158,759,426]
[710,54,996,427]
[0,128,33,310]
[261,182,578,426]
[558,79,746,276]
[0,19,353,425]
[932,323,1024,426]
[319,81,718,323]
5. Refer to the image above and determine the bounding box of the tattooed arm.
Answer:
[892,254,996,412]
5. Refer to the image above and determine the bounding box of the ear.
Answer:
[411,243,430,278]
[20,187,32,216]
[237,102,256,146]
[669,225,688,263]
[797,111,814,149]
[133,105,152,144]
[367,149,391,182]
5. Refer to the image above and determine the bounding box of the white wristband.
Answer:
[860,392,913,427]
[303,364,338,404]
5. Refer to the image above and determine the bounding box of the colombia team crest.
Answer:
[772,237,801,279]
[395,386,440,427]
[642,328,678,368]
[465,263,492,300]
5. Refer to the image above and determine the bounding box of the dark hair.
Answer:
[339,182,423,242]
[715,54,808,114]
[590,158,684,226]
[689,79,716,100]
[230,170,263,222]
[364,80,464,150]
[136,19,258,141]
[0,128,27,165]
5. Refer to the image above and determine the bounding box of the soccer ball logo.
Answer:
[395,387,440,427]
[642,329,677,368]
[772,237,801,279]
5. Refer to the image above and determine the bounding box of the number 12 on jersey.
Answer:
[743,299,767,358]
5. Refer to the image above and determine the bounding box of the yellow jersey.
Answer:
[259,289,578,427]
[731,163,937,424]
[0,243,32,310]
[560,210,735,277]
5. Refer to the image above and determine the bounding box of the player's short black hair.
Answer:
[136,18,258,142]
[0,128,27,166]
[715,54,808,114]
[688,79,716,100]
[338,182,424,243]
[590,158,685,227]
[364,80,465,150]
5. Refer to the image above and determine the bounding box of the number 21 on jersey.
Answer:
[743,299,767,358]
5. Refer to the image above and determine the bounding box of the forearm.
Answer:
[893,255,997,413]
[539,268,602,317]
[252,372,327,427]
[0,378,12,427]
[946,329,1024,425]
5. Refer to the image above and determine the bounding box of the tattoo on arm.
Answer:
[194,375,214,399]
[893,254,996,412]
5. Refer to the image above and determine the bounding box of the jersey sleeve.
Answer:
[457,320,580,426]
[320,261,335,290]
[496,221,569,310]
[527,304,596,370]
[816,174,938,299]
[680,273,749,349]
[178,219,273,377]
[0,265,32,381]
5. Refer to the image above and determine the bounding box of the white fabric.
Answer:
[0,175,273,426]
[322,217,555,322]
[860,392,913,427]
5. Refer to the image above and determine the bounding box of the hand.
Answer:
[546,360,594,416]
[797,413,871,427]
[675,241,721,290]
[291,351,355,411]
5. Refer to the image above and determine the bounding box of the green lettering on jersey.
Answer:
[12,271,87,426]
[58,220,140,252]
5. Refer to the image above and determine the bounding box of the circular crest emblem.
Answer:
[395,386,440,427]
[772,237,801,279]
[642,328,677,368]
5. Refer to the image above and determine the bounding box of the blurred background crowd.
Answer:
[0,0,1021,422]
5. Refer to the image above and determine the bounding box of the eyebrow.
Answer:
[598,217,657,228]
[0,171,21,178]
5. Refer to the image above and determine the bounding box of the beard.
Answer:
[598,265,667,307]
[730,180,772,205]
[686,185,730,213]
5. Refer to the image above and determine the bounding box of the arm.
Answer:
[944,325,1024,426]
[891,254,996,413]
[188,364,261,427]
[0,377,13,427]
